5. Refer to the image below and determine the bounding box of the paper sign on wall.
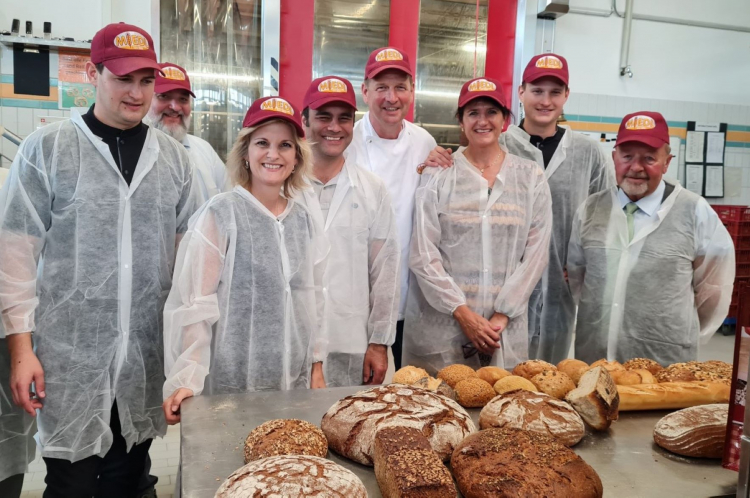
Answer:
[58,50,96,110]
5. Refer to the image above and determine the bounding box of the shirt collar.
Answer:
[617,180,665,217]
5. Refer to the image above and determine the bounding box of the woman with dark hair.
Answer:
[403,78,552,373]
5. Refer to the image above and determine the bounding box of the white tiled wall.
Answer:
[0,108,70,168]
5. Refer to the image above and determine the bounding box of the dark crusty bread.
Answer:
[565,366,619,431]
[214,455,367,497]
[653,403,728,458]
[373,427,456,498]
[479,390,585,446]
[623,357,663,375]
[454,377,496,407]
[451,428,603,498]
[243,419,327,463]
[321,384,476,465]
[512,360,556,380]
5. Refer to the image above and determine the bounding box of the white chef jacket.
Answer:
[183,134,230,205]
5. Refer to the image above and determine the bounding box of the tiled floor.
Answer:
[20,332,736,497]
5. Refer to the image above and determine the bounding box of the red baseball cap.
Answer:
[303,76,357,111]
[155,63,196,97]
[615,111,670,149]
[242,96,305,137]
[523,53,569,86]
[90,23,162,77]
[458,78,507,109]
[364,47,413,79]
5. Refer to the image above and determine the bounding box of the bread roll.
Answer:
[565,366,619,431]
[243,419,327,463]
[437,364,477,388]
[455,378,496,408]
[479,390,585,446]
[590,358,625,373]
[214,455,367,497]
[392,366,430,385]
[623,357,663,375]
[451,428,603,498]
[476,366,511,385]
[557,359,590,385]
[412,376,456,400]
[512,360,556,380]
[653,404,728,458]
[321,385,476,465]
[493,375,538,395]
[617,381,730,411]
[530,370,576,400]
[611,369,656,386]
[373,427,456,498]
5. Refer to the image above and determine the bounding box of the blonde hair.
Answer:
[226,119,312,197]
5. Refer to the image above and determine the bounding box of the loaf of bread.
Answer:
[565,366,619,431]
[656,361,732,385]
[479,390,585,446]
[373,427,456,498]
[451,428,603,498]
[476,366,511,385]
[653,404,728,458]
[455,378,496,408]
[655,364,698,383]
[590,359,625,373]
[436,364,477,388]
[557,359,589,385]
[321,385,476,465]
[493,375,538,395]
[412,376,456,400]
[243,419,327,463]
[512,360,556,380]
[393,366,430,385]
[611,368,656,386]
[530,370,576,399]
[617,381,731,411]
[623,357,663,375]
[214,455,367,497]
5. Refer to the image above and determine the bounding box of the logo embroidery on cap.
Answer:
[317,78,347,93]
[468,79,497,92]
[375,49,403,62]
[625,115,656,130]
[114,31,150,51]
[260,98,294,116]
[535,55,563,70]
[162,66,186,81]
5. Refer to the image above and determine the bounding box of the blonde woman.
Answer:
[162,97,328,424]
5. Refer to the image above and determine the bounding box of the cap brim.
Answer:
[615,135,668,149]
[458,92,507,109]
[307,95,357,111]
[525,71,568,86]
[366,64,413,79]
[244,114,305,139]
[154,82,196,98]
[104,57,164,77]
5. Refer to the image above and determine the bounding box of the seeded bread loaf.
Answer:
[623,357,663,375]
[530,369,576,399]
[565,366,620,431]
[512,360,556,380]
[437,364,477,388]
[455,377,496,407]
[653,403,728,458]
[243,419,327,463]
[656,361,732,385]
[557,359,590,385]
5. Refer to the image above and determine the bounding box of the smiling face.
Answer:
[87,62,155,129]
[246,121,298,189]
[459,98,506,148]
[304,103,355,159]
[518,77,569,128]
[148,89,192,141]
[614,142,672,201]
[362,70,414,131]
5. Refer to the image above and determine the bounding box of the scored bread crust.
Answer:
[243,419,328,463]
[321,385,476,465]
[653,403,728,458]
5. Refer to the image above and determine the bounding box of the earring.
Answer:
[244,160,249,169]
[460,127,464,132]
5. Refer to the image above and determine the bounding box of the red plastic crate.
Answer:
[738,264,750,278]
[725,222,743,237]
[738,249,750,265]
[738,237,750,251]
[713,205,750,223]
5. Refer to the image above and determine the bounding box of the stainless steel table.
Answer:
[180,386,737,497]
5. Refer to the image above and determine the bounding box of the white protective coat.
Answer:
[0,112,195,462]
[183,134,231,205]
[568,181,735,365]
[500,125,615,363]
[163,187,328,397]
[403,149,552,373]
[295,160,400,387]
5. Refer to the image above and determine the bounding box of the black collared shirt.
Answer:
[82,105,148,185]
[520,119,565,168]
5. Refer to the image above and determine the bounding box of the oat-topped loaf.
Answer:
[656,361,732,384]
[243,419,327,463]
[623,357,663,375]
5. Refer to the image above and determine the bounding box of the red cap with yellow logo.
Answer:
[90,23,162,77]
[523,53,569,86]
[155,63,196,97]
[242,96,305,137]
[615,111,670,149]
[303,76,357,111]
[364,47,413,79]
[458,77,507,109]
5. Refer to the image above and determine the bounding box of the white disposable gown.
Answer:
[500,125,615,363]
[403,149,552,373]
[163,186,328,397]
[295,160,400,387]
[568,180,735,365]
[0,111,195,462]
[183,134,231,205]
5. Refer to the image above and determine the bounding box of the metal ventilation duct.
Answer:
[538,0,569,19]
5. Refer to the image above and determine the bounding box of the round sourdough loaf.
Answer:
[243,419,327,463]
[653,403,728,458]
[214,455,367,498]
[479,390,585,446]
[321,385,476,465]
[451,428,603,498]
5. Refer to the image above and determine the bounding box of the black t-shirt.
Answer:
[520,119,565,168]
[81,105,149,186]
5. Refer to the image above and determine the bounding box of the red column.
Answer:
[486,0,518,108]
[388,0,421,122]
[279,0,314,110]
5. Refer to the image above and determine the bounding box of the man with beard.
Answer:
[567,111,734,365]
[148,62,230,204]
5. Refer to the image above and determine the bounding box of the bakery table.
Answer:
[180,386,737,497]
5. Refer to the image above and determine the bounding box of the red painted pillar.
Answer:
[486,0,518,109]
[279,0,314,110]
[388,0,421,122]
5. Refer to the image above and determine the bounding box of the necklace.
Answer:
[466,150,503,174]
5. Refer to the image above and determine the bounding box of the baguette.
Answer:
[617,381,730,411]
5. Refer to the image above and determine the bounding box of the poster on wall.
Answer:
[58,50,96,110]
[685,121,727,198]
